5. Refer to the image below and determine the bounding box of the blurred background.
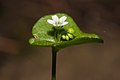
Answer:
[0,0,120,80]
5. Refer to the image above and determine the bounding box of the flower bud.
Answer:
[67,33,73,39]
[62,35,66,40]
[68,28,74,33]
[65,35,69,40]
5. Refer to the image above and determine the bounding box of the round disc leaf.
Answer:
[29,13,103,49]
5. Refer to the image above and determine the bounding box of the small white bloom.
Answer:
[47,15,68,27]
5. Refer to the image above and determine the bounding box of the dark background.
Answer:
[0,0,120,80]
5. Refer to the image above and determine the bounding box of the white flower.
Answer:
[47,15,68,27]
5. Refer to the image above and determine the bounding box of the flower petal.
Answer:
[53,23,56,26]
[47,19,55,24]
[61,22,68,26]
[59,16,67,23]
[52,15,59,22]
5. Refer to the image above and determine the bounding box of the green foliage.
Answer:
[29,13,103,50]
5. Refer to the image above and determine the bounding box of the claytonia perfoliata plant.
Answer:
[47,15,68,27]
[29,13,103,80]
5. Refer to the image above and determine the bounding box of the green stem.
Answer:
[54,29,57,41]
[52,47,58,80]
[54,27,62,42]
[57,30,61,42]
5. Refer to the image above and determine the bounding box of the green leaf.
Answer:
[29,13,103,49]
